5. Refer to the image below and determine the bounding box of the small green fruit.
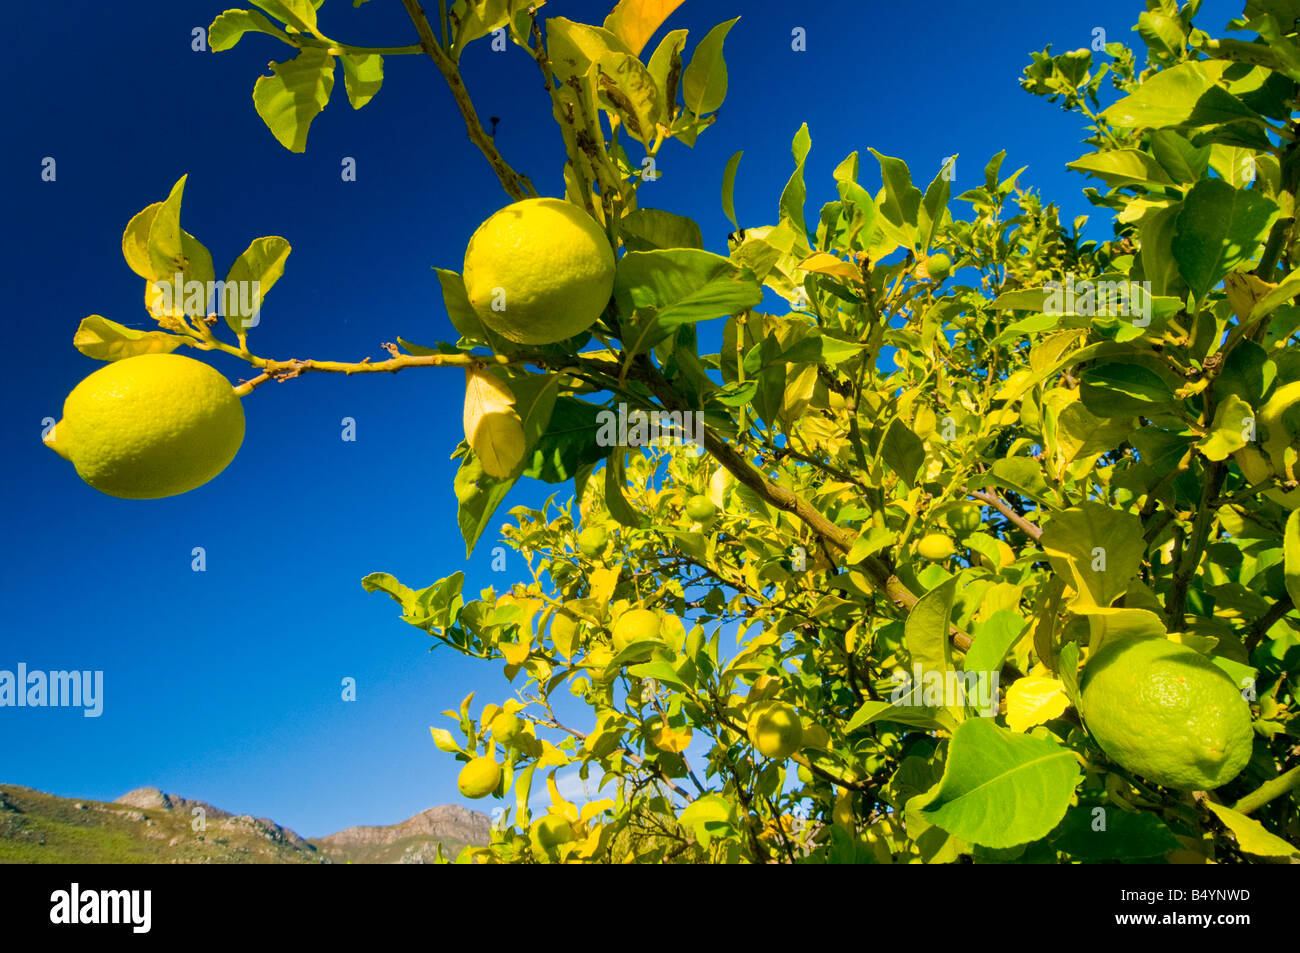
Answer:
[943,504,981,535]
[747,702,803,760]
[924,253,952,282]
[684,494,719,524]
[578,525,608,557]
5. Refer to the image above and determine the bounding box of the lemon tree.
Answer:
[53,0,1300,863]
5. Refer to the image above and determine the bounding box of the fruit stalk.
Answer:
[1232,763,1300,816]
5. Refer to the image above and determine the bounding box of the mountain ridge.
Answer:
[0,783,489,864]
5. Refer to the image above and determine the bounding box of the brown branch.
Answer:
[399,0,537,201]
[965,487,1043,541]
[1245,593,1294,653]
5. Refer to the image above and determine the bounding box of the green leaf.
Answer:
[450,0,515,59]
[545,18,632,82]
[144,176,215,319]
[721,150,742,232]
[434,267,508,350]
[72,316,187,362]
[1052,804,1181,859]
[881,418,925,488]
[1284,510,1300,611]
[1101,60,1259,130]
[870,148,923,251]
[645,27,687,111]
[1198,394,1255,461]
[905,577,958,674]
[209,9,289,51]
[780,124,811,238]
[522,397,607,483]
[592,52,661,147]
[339,52,383,109]
[626,660,690,690]
[614,249,762,354]
[454,451,516,556]
[620,208,703,251]
[252,47,336,153]
[917,162,952,253]
[429,726,463,753]
[1079,362,1177,416]
[982,456,1057,509]
[846,699,954,733]
[121,202,162,279]
[964,611,1028,678]
[604,451,645,528]
[918,718,1082,848]
[249,0,324,36]
[1066,149,1175,189]
[846,525,896,565]
[1172,178,1278,302]
[1040,502,1146,608]
[223,236,291,335]
[680,17,738,116]
[1206,802,1299,857]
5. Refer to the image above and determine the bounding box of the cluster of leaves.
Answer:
[90,0,1300,861]
[367,0,1300,864]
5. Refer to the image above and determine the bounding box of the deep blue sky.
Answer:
[0,0,1242,838]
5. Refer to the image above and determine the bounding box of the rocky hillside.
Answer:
[0,784,489,864]
[311,804,491,864]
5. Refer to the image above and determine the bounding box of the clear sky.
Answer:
[0,0,1242,838]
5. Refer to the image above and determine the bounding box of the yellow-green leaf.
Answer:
[73,315,187,362]
[603,0,686,56]
[463,368,526,478]
[1005,676,1069,732]
[1206,802,1299,857]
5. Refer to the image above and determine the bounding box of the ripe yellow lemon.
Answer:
[612,608,661,654]
[44,353,244,499]
[463,197,615,345]
[1080,638,1253,790]
[490,712,523,746]
[531,814,575,850]
[747,702,803,760]
[917,533,957,561]
[457,756,503,799]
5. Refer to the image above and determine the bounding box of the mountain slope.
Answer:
[0,784,489,864]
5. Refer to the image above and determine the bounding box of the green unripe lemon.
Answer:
[463,198,615,345]
[1080,638,1253,790]
[44,353,244,500]
[490,712,523,746]
[747,702,803,760]
[457,756,503,799]
[924,253,952,282]
[612,608,661,654]
[943,504,981,535]
[577,525,608,557]
[917,533,957,562]
[684,494,718,524]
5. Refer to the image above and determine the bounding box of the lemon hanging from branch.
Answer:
[462,198,615,346]
[44,353,245,500]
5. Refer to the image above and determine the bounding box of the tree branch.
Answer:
[399,0,537,201]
